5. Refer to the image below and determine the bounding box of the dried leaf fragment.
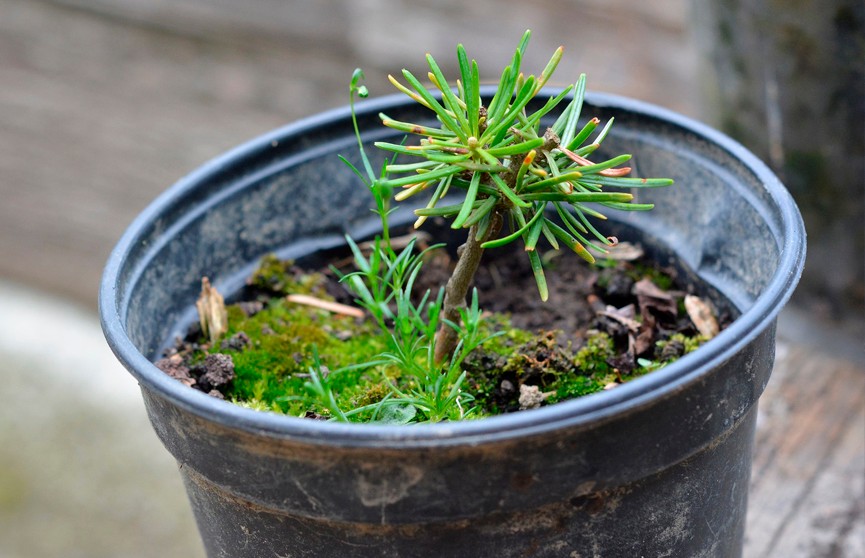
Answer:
[286,294,365,318]
[196,277,228,346]
[518,384,549,410]
[598,304,641,332]
[633,278,677,318]
[684,295,720,339]
[600,241,644,261]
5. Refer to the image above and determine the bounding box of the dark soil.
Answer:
[158,230,733,418]
[407,238,731,414]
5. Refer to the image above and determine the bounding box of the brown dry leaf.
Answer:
[599,305,641,332]
[684,295,720,339]
[588,241,645,261]
[359,231,431,251]
[286,294,365,318]
[196,277,228,346]
[633,278,677,318]
[634,327,655,356]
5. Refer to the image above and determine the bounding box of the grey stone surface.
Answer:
[0,281,203,558]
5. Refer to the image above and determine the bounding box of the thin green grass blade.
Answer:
[560,74,586,146]
[456,45,480,136]
[490,173,531,208]
[474,210,492,242]
[380,165,461,188]
[425,54,469,132]
[541,221,559,250]
[522,170,583,192]
[380,115,456,139]
[469,60,481,134]
[486,76,538,145]
[485,137,544,157]
[345,235,370,273]
[565,117,600,150]
[570,154,632,175]
[535,46,563,92]
[527,249,548,301]
[462,195,498,227]
[575,205,615,244]
[593,116,615,145]
[570,202,608,220]
[401,69,467,140]
[554,201,588,234]
[581,176,675,188]
[601,201,655,211]
[524,213,545,251]
[523,86,573,130]
[451,171,482,228]
[522,191,633,203]
[481,205,545,248]
[337,155,369,186]
[546,220,596,263]
[385,160,439,173]
[516,29,532,56]
[487,60,518,126]
[413,203,464,217]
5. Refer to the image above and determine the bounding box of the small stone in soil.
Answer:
[518,384,547,410]
[197,353,235,390]
[221,331,251,351]
[237,301,265,317]
[660,338,686,361]
[154,354,195,387]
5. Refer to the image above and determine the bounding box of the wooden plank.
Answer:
[768,409,865,558]
[0,0,697,307]
[745,342,865,557]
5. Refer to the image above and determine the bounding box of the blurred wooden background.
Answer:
[0,2,862,557]
[0,0,698,306]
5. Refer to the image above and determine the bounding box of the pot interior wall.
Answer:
[116,92,788,362]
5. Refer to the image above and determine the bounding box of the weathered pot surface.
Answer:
[100,88,805,557]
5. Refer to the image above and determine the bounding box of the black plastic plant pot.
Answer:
[100,89,805,558]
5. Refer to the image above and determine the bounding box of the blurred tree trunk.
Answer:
[693,0,865,319]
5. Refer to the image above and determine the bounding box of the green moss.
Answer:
[594,259,674,291]
[627,262,674,291]
[187,256,712,420]
[478,314,536,356]
[247,254,329,297]
[549,374,603,401]
[657,332,708,359]
[545,332,614,403]
[209,260,391,415]
[247,254,296,294]
[572,332,615,374]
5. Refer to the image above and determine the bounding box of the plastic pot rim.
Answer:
[99,89,806,448]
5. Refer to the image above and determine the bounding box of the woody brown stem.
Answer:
[433,210,503,364]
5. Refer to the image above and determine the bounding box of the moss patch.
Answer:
[167,253,716,422]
